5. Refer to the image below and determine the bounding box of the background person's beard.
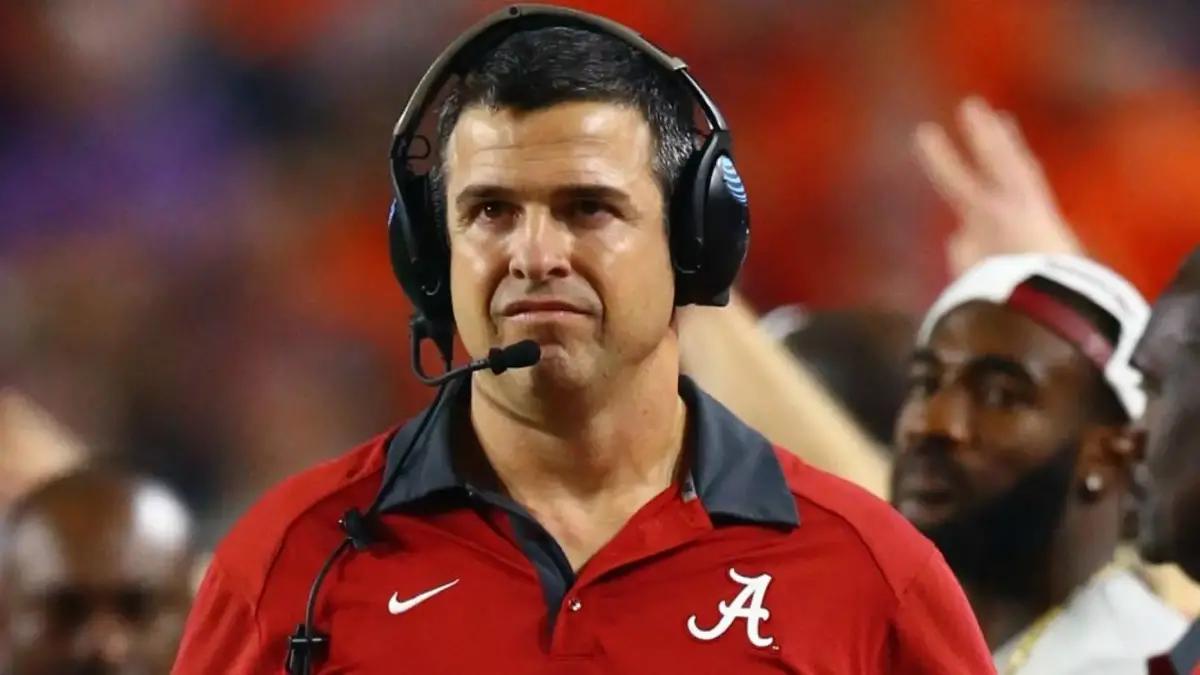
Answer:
[914,443,1079,597]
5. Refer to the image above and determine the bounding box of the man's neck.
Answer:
[469,342,687,570]
[967,499,1121,651]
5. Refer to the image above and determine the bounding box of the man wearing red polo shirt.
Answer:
[172,6,992,674]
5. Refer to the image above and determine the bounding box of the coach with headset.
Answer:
[172,6,993,673]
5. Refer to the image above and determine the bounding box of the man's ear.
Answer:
[1076,424,1141,503]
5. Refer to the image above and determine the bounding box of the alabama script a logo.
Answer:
[686,568,775,648]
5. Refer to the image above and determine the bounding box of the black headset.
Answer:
[387,3,751,360]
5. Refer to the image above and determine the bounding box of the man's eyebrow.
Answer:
[553,184,634,205]
[454,184,519,210]
[967,354,1036,385]
[454,184,636,205]
[453,183,644,223]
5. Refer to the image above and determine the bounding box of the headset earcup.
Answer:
[669,148,704,302]
[700,152,750,304]
[669,132,749,307]
[388,173,455,327]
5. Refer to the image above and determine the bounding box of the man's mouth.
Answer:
[500,299,590,317]
[910,485,956,507]
[894,473,964,525]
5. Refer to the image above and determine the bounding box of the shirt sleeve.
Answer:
[172,556,274,675]
[888,548,996,674]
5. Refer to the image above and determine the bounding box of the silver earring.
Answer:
[1085,473,1104,494]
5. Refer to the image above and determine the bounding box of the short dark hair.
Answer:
[1025,276,1129,425]
[431,26,695,220]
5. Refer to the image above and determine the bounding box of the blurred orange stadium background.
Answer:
[1,0,1197,544]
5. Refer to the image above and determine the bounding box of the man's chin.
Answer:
[524,347,597,392]
[497,317,593,347]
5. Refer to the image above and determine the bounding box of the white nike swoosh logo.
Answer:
[388,579,460,615]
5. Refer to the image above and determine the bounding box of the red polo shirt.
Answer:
[174,377,993,674]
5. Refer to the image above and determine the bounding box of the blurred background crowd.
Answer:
[3,0,1200,556]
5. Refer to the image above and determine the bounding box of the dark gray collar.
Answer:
[374,375,799,529]
[1170,618,1200,674]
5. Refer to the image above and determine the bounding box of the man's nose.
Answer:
[902,384,971,451]
[74,610,133,667]
[508,208,571,282]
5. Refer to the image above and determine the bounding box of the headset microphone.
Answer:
[414,339,542,386]
[489,339,542,372]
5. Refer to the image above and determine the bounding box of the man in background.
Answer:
[0,468,196,675]
[1137,248,1200,675]
[892,252,1185,674]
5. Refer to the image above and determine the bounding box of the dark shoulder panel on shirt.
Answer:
[210,430,392,604]
[772,446,937,600]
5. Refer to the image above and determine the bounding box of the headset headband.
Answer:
[389,4,728,163]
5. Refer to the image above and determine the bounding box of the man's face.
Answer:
[892,303,1096,580]
[1,498,193,674]
[1132,294,1200,576]
[443,101,675,392]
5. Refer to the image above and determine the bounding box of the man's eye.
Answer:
[116,589,155,625]
[480,201,511,220]
[982,387,1012,408]
[980,383,1024,409]
[570,199,615,224]
[45,590,90,633]
[907,373,938,397]
[577,199,605,216]
[467,201,517,229]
